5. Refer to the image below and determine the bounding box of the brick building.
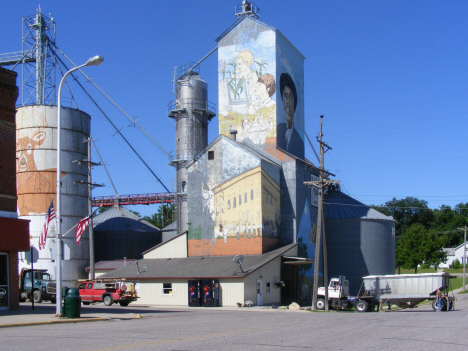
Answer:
[0,67,30,310]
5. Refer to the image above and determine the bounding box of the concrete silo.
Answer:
[324,190,395,295]
[168,65,216,234]
[16,105,89,282]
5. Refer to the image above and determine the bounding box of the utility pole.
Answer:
[74,137,104,280]
[457,225,467,292]
[304,115,339,311]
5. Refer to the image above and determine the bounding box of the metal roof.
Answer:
[84,259,137,272]
[324,190,394,221]
[161,221,177,231]
[92,206,161,232]
[215,16,305,60]
[101,243,297,280]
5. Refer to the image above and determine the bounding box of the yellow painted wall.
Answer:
[188,166,281,256]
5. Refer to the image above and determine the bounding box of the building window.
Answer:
[266,282,271,294]
[251,189,254,200]
[0,253,8,308]
[244,192,247,203]
[208,151,214,160]
[239,194,242,205]
[228,200,231,210]
[233,197,236,208]
[163,283,173,295]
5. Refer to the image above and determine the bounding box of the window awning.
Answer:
[0,217,30,251]
[282,256,314,265]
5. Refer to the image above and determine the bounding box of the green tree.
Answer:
[433,205,467,247]
[373,197,434,238]
[143,204,175,229]
[97,206,110,214]
[396,224,446,273]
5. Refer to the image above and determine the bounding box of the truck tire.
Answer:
[355,300,368,312]
[103,295,113,306]
[119,302,129,307]
[440,298,447,311]
[316,298,326,310]
[82,302,91,305]
[50,297,56,304]
[432,299,437,311]
[33,290,43,303]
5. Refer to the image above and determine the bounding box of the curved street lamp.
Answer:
[56,56,104,316]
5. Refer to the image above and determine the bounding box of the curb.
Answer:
[0,317,109,329]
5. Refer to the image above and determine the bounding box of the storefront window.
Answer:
[0,254,8,309]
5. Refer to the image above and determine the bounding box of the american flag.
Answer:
[39,200,55,250]
[75,215,90,246]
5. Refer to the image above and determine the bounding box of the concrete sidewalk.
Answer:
[0,303,116,328]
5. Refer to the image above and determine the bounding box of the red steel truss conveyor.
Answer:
[92,193,176,207]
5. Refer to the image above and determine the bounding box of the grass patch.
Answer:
[395,268,468,274]
[444,268,468,274]
[448,277,462,291]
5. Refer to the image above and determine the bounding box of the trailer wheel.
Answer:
[33,290,43,303]
[355,300,368,312]
[440,298,447,311]
[432,299,437,311]
[103,295,113,306]
[119,302,129,307]
[316,298,326,310]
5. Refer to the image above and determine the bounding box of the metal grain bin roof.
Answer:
[324,190,394,221]
[93,206,161,232]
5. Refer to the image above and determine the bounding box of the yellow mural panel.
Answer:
[187,166,281,256]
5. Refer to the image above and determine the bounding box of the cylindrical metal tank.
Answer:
[176,73,209,159]
[16,105,89,282]
[324,190,395,295]
[172,72,211,234]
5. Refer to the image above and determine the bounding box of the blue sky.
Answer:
[2,1,467,218]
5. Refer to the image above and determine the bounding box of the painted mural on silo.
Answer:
[186,137,281,256]
[276,33,305,160]
[16,105,89,281]
[218,18,277,153]
[217,17,305,160]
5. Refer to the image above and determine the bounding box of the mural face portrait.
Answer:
[253,80,268,97]
[237,50,254,79]
[280,73,298,130]
[283,86,294,129]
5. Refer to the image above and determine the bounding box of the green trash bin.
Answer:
[64,287,81,318]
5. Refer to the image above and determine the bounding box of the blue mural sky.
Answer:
[2,1,466,218]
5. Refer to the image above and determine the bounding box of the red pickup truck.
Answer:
[77,280,138,306]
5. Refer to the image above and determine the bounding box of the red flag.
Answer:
[75,216,90,246]
[39,200,55,250]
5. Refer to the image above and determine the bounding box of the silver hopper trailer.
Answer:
[362,272,455,311]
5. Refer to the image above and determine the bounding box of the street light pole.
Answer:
[458,226,467,293]
[55,55,103,316]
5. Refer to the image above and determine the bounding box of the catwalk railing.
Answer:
[92,193,176,207]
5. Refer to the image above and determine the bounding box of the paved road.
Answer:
[1,294,467,351]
